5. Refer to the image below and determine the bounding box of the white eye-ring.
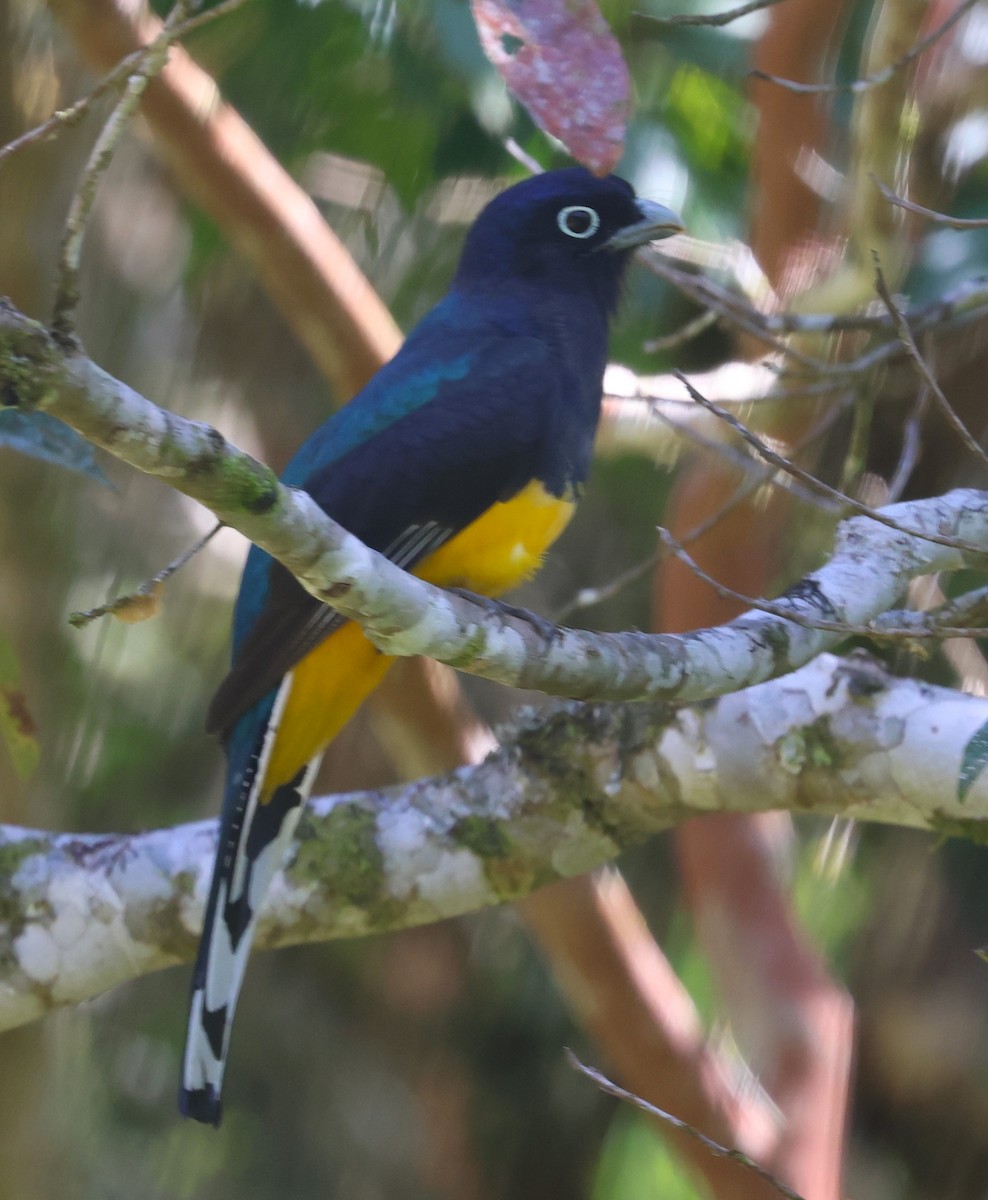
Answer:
[557,205,600,239]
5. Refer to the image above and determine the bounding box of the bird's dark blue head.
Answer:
[453,167,683,314]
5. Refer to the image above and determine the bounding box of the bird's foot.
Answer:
[448,588,559,643]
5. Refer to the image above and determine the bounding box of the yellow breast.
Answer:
[261,479,575,796]
[417,479,575,597]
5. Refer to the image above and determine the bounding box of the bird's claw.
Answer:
[448,587,559,642]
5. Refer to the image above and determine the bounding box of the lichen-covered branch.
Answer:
[1,653,986,1032]
[3,297,988,712]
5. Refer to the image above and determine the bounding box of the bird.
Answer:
[180,166,683,1124]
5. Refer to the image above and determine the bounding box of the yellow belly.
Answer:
[261,480,574,796]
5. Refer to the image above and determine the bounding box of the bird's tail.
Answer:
[180,676,321,1125]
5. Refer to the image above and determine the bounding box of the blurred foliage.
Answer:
[593,1109,705,1200]
[0,630,39,781]
[0,409,110,484]
[2,0,988,1197]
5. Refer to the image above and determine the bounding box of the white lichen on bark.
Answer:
[1,654,986,1032]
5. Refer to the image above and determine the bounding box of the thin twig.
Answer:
[656,261,988,345]
[648,261,908,381]
[750,0,978,93]
[649,404,837,510]
[633,0,787,29]
[51,0,200,342]
[646,242,988,385]
[873,253,988,474]
[0,59,146,167]
[872,176,988,229]
[765,277,988,337]
[871,584,988,636]
[611,373,848,409]
[502,137,544,175]
[802,287,988,383]
[555,551,660,622]
[885,385,929,504]
[556,402,846,621]
[761,307,889,335]
[644,253,834,372]
[68,523,222,628]
[658,528,859,635]
[566,1050,808,1200]
[644,308,718,353]
[749,378,854,402]
[0,0,247,169]
[676,372,988,557]
[839,388,873,497]
[146,0,250,41]
[680,401,848,537]
[659,528,988,640]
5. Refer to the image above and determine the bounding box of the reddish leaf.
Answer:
[472,0,630,175]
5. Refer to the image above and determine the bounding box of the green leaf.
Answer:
[0,632,40,781]
[593,1111,704,1200]
[958,720,988,802]
[0,410,110,485]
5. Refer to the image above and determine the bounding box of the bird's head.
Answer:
[453,167,684,312]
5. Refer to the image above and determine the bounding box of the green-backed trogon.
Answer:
[180,167,683,1123]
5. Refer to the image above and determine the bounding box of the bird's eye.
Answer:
[557,205,600,239]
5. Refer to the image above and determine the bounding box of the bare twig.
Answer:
[829,277,988,383]
[677,373,988,557]
[750,0,978,93]
[527,874,784,1200]
[654,265,988,348]
[555,551,659,622]
[644,308,718,353]
[682,398,848,533]
[48,0,401,393]
[765,277,988,338]
[649,405,835,510]
[0,58,147,167]
[0,0,247,169]
[557,402,846,621]
[660,527,988,641]
[136,0,249,41]
[873,176,988,229]
[68,523,222,628]
[756,309,887,335]
[643,254,833,372]
[870,584,988,636]
[566,1051,807,1200]
[51,0,199,342]
[650,397,846,509]
[873,254,988,474]
[502,137,544,175]
[645,246,988,387]
[633,0,787,29]
[839,390,873,497]
[658,528,857,635]
[885,385,929,504]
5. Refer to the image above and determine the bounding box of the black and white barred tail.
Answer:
[180,675,321,1125]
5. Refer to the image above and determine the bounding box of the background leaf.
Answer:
[471,0,629,174]
[0,409,110,485]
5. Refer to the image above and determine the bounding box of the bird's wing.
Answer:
[205,523,454,737]
[207,331,556,738]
